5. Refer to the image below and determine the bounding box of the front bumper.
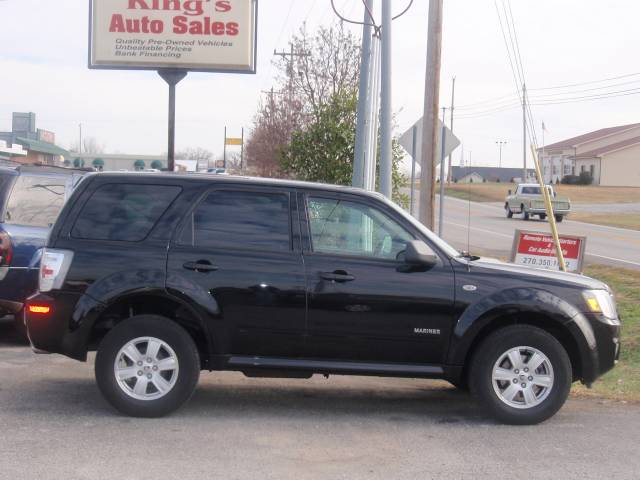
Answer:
[574,311,621,384]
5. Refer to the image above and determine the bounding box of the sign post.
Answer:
[510,229,587,273]
[158,69,187,171]
[89,0,257,171]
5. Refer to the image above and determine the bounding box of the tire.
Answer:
[555,215,564,223]
[522,206,530,221]
[95,315,200,418]
[539,214,547,220]
[469,325,572,425]
[505,204,513,218]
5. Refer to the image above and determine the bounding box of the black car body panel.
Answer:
[25,172,620,387]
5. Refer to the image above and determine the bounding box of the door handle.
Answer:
[319,271,355,282]
[183,261,219,273]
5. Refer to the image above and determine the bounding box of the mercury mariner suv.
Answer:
[24,172,620,424]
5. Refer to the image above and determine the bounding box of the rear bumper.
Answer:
[527,208,570,215]
[25,291,94,361]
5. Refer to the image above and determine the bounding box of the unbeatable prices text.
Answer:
[108,0,239,36]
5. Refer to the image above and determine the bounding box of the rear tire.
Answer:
[469,325,571,425]
[95,315,200,418]
[539,214,547,220]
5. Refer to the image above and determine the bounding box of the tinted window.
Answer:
[307,197,414,260]
[72,184,181,241]
[191,190,291,251]
[5,175,67,227]
[521,186,541,195]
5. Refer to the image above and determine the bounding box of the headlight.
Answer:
[582,289,617,319]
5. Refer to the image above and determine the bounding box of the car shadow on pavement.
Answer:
[1,368,493,425]
[0,316,29,347]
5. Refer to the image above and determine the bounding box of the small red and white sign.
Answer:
[510,230,587,273]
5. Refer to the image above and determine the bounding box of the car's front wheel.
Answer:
[505,204,513,218]
[469,325,572,425]
[95,315,200,417]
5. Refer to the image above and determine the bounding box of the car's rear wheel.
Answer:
[539,213,547,220]
[95,315,200,417]
[469,325,571,425]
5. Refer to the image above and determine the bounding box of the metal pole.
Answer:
[241,127,244,171]
[438,107,446,236]
[522,82,527,182]
[447,76,455,183]
[418,0,443,230]
[379,0,393,199]
[158,70,187,172]
[353,0,373,189]
[79,123,82,154]
[409,125,417,216]
[223,126,227,169]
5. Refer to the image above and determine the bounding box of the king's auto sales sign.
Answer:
[510,229,587,273]
[90,0,257,72]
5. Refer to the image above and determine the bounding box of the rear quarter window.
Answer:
[71,183,181,242]
[4,174,67,227]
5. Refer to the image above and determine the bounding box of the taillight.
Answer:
[0,231,12,266]
[39,248,74,292]
[28,304,51,314]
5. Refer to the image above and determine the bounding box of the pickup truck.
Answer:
[505,183,571,222]
[0,165,86,333]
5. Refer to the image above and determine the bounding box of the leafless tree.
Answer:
[244,23,361,178]
[71,137,105,154]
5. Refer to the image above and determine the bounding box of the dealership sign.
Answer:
[89,0,257,72]
[510,229,587,273]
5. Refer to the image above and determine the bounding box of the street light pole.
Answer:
[496,140,507,168]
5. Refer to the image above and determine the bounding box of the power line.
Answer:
[529,71,640,91]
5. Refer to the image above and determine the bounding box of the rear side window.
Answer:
[4,175,67,227]
[72,184,181,242]
[189,190,291,251]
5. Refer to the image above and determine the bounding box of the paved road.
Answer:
[1,322,639,480]
[431,196,640,270]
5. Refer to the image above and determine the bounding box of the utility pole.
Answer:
[78,123,83,154]
[379,0,393,199]
[496,140,507,168]
[522,82,527,182]
[419,0,444,230]
[446,76,455,183]
[241,127,244,171]
[353,0,373,189]
[437,106,447,237]
[274,44,310,102]
[223,126,227,169]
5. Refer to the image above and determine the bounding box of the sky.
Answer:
[1,0,640,171]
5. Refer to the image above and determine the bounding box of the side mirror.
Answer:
[508,189,512,195]
[404,240,438,267]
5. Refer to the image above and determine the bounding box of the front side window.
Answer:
[191,190,291,252]
[307,197,414,260]
[5,175,67,227]
[72,184,181,241]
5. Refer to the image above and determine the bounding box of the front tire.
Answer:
[95,315,200,417]
[555,215,564,223]
[505,204,513,218]
[469,325,571,425]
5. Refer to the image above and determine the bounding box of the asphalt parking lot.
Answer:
[1,319,639,480]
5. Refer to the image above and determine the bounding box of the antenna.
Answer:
[467,177,472,260]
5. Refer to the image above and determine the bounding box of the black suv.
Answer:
[25,173,620,424]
